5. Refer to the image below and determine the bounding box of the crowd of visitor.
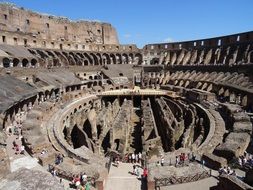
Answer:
[218,166,237,176]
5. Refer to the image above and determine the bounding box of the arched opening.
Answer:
[102,53,110,65]
[134,53,143,65]
[90,53,99,65]
[13,58,20,67]
[110,54,116,64]
[31,59,37,67]
[116,54,122,64]
[63,126,68,140]
[71,124,88,149]
[97,125,102,139]
[102,131,111,154]
[84,60,89,66]
[122,54,128,64]
[22,59,29,67]
[83,119,92,139]
[3,57,10,68]
[83,53,93,65]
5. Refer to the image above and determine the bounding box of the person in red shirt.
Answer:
[143,168,148,178]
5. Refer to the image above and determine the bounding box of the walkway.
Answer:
[104,163,143,190]
[98,89,178,98]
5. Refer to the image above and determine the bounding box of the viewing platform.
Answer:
[97,88,179,98]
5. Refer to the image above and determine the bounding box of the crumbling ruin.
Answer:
[0,3,253,190]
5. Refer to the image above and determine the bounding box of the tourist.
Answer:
[175,156,180,166]
[72,175,81,187]
[132,153,135,164]
[134,165,138,176]
[135,153,139,163]
[15,144,19,154]
[223,166,227,174]
[161,157,164,166]
[128,154,132,163]
[12,140,17,149]
[133,165,136,175]
[85,181,90,190]
[231,170,237,176]
[238,157,242,166]
[81,172,87,184]
[143,168,148,179]
[218,167,224,175]
[138,152,142,163]
[20,145,25,154]
[8,127,12,135]
[52,168,57,177]
[115,156,120,167]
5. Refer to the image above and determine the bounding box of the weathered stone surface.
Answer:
[202,153,227,170]
[0,168,63,190]
[217,174,253,190]
[0,146,10,180]
[214,132,251,160]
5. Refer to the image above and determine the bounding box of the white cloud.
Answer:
[164,37,174,42]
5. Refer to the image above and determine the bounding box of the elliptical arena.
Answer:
[0,3,253,190]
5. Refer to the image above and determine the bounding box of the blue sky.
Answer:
[1,0,253,48]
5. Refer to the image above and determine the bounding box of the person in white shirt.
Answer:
[132,153,135,164]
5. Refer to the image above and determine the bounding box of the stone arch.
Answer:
[68,54,77,65]
[31,59,37,67]
[2,57,10,68]
[129,53,134,64]
[83,119,92,139]
[22,58,29,67]
[36,50,48,59]
[115,53,122,64]
[57,51,69,66]
[13,58,20,67]
[110,54,116,64]
[71,124,88,149]
[101,130,111,154]
[102,53,110,65]
[150,57,159,65]
[90,53,99,65]
[122,53,128,64]
[97,125,102,139]
[134,53,143,65]
[96,53,103,65]
[46,50,56,58]
[84,60,89,66]
[69,52,79,64]
[83,53,93,65]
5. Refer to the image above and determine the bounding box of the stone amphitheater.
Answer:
[0,3,253,190]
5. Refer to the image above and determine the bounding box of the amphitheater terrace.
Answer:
[0,2,253,190]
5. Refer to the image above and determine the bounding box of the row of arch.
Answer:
[28,48,143,67]
[153,44,253,66]
[1,57,38,68]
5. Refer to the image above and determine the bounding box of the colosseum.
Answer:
[0,2,252,190]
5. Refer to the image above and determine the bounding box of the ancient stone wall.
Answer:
[0,3,119,50]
